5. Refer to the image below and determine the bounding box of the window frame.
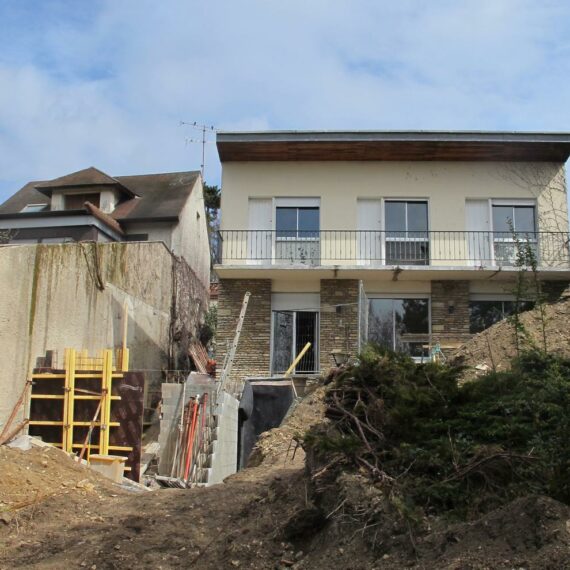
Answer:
[384,199,430,240]
[383,199,430,265]
[20,204,48,213]
[270,309,320,375]
[469,296,534,334]
[491,201,537,240]
[275,206,320,241]
[366,294,431,361]
[489,199,538,265]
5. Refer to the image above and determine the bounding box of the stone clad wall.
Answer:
[319,279,360,372]
[216,279,271,384]
[431,280,471,344]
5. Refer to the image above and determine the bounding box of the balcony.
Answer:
[213,230,570,281]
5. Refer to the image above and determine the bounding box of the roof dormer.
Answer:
[34,167,138,214]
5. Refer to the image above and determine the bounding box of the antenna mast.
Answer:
[180,121,215,179]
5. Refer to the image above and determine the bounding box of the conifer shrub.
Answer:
[304,346,570,519]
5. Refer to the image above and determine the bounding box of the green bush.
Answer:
[305,346,570,518]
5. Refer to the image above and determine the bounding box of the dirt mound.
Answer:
[452,296,570,379]
[2,387,570,569]
[247,385,328,470]
[413,495,570,569]
[0,443,128,542]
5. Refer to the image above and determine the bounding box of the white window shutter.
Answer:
[248,198,272,264]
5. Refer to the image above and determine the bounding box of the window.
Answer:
[492,203,537,264]
[492,205,536,234]
[469,300,534,333]
[272,311,318,374]
[20,204,48,213]
[385,201,429,265]
[276,207,319,238]
[368,298,430,358]
[275,205,320,264]
[65,193,100,210]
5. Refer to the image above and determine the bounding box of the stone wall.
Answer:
[431,280,471,344]
[319,279,360,371]
[216,279,271,384]
[0,242,208,429]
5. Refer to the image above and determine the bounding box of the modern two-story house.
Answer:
[214,131,570,382]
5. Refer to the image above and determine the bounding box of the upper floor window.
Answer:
[276,206,319,239]
[385,200,428,235]
[385,200,429,265]
[65,193,100,210]
[492,204,536,234]
[492,203,537,264]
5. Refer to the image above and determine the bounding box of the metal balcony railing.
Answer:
[213,230,570,268]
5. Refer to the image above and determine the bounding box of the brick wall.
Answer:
[431,280,471,344]
[216,279,271,383]
[320,279,360,371]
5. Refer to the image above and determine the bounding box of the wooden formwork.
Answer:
[28,346,144,480]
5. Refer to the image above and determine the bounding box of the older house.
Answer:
[0,167,210,286]
[214,130,570,382]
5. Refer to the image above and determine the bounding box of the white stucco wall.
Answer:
[221,161,568,232]
[126,222,174,249]
[170,176,211,289]
[0,242,176,430]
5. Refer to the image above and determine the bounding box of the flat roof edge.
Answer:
[217,130,570,144]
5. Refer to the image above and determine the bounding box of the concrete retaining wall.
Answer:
[0,242,208,429]
[208,392,239,485]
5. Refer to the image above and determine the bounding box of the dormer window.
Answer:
[65,193,100,210]
[21,204,48,213]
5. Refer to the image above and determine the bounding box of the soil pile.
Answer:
[452,296,570,379]
[2,374,570,569]
[0,444,128,539]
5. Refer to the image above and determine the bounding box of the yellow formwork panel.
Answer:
[29,346,128,459]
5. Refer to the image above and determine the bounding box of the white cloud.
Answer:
[1,0,570,199]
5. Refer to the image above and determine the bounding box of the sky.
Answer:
[1,0,570,202]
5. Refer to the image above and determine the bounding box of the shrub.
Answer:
[305,346,570,519]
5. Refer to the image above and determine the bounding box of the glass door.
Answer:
[385,201,429,265]
[272,311,318,374]
[492,204,537,265]
[275,207,320,264]
[368,298,430,359]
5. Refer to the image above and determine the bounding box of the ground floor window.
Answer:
[368,298,430,358]
[272,311,318,374]
[469,300,534,334]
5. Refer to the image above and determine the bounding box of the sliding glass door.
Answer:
[368,298,430,359]
[272,311,318,374]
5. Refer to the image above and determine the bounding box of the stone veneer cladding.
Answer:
[430,280,471,343]
[319,279,360,372]
[216,279,271,384]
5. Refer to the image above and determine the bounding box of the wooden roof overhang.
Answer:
[217,131,570,162]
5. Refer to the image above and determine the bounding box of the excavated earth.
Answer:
[452,295,570,379]
[2,386,570,569]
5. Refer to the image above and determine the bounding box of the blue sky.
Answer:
[1,0,570,201]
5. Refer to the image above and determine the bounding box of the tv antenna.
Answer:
[180,121,216,179]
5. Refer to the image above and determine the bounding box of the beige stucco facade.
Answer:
[218,161,568,271]
[221,160,568,232]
